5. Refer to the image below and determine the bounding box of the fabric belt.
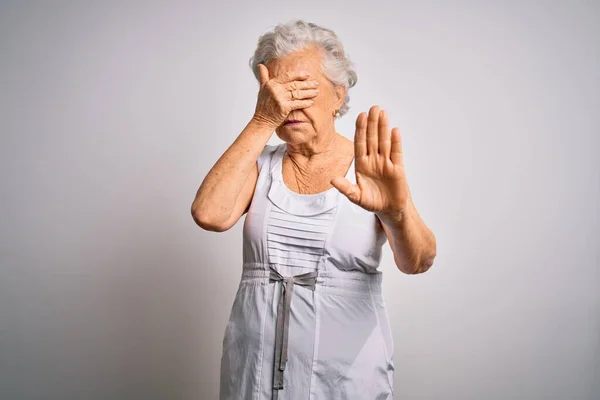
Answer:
[268,265,318,398]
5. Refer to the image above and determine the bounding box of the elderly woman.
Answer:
[192,20,436,399]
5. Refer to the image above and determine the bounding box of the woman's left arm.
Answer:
[330,105,437,274]
[376,189,437,275]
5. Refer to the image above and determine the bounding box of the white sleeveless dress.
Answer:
[219,142,395,399]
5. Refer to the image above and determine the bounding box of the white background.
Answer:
[1,1,598,399]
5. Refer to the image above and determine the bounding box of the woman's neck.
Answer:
[286,133,344,161]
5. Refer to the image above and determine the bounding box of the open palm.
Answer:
[331,105,409,219]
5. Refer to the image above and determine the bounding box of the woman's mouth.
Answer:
[284,120,304,126]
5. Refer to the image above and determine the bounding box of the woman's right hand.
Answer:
[252,63,320,130]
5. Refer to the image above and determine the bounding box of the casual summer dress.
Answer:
[219,142,395,399]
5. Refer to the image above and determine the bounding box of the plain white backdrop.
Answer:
[1,1,598,399]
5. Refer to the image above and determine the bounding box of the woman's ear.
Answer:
[334,85,346,111]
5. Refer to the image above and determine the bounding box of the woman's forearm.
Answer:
[191,118,274,228]
[377,199,437,274]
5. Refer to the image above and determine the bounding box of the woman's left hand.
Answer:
[331,105,410,223]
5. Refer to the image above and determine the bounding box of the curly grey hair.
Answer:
[249,20,358,118]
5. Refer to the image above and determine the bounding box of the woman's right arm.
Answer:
[190,118,274,232]
[191,65,319,232]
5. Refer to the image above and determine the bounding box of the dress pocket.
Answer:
[221,281,264,349]
[375,295,395,393]
[311,293,395,398]
[221,282,247,350]
[220,281,267,399]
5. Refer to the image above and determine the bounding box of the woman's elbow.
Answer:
[191,206,230,232]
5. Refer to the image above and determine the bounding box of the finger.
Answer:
[274,70,311,84]
[287,88,320,101]
[290,99,315,110]
[366,105,380,155]
[378,109,391,159]
[390,127,403,165]
[258,64,269,87]
[355,112,368,158]
[330,176,361,204]
[287,79,320,91]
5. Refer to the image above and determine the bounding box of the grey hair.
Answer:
[249,20,358,118]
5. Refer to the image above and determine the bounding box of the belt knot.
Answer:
[268,266,318,394]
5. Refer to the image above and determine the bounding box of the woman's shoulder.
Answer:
[257,142,282,171]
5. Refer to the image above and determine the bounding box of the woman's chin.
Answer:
[275,130,311,145]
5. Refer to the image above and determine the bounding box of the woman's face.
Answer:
[265,46,346,145]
